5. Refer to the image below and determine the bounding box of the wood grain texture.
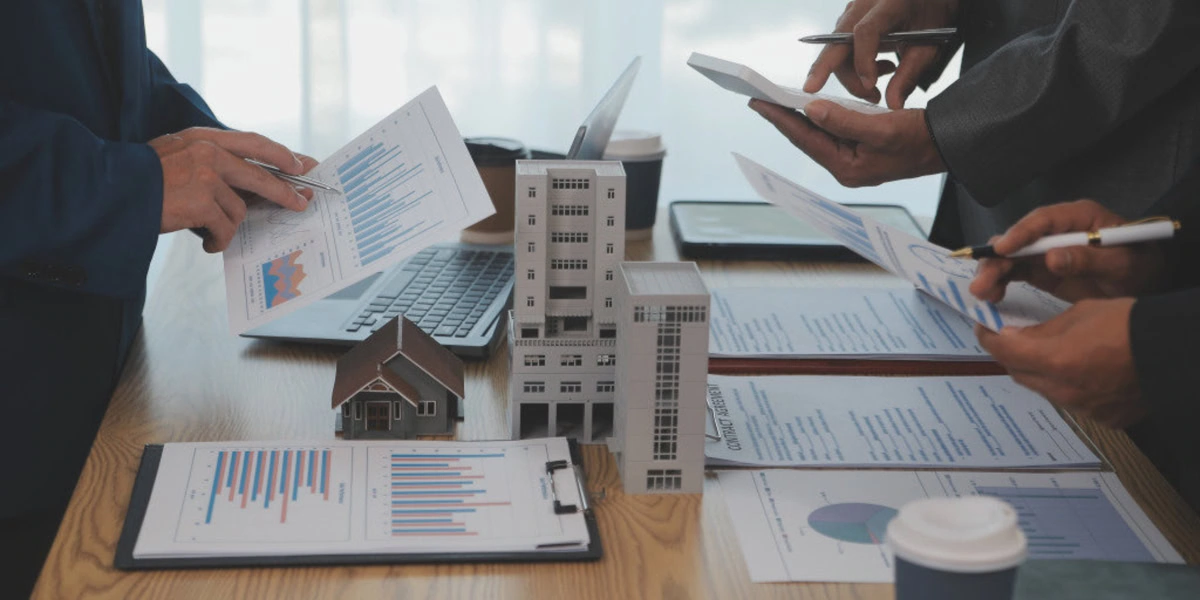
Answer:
[32,219,1200,599]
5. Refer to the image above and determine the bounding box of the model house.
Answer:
[508,159,627,443]
[609,262,710,494]
[332,316,464,439]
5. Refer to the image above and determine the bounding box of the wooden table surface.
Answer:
[33,219,1200,599]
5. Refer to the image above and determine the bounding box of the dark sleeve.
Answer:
[0,99,162,299]
[146,50,223,137]
[925,0,1200,206]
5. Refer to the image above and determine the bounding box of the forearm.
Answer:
[146,51,224,138]
[0,101,162,299]
[927,0,1200,205]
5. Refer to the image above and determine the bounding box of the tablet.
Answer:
[686,52,890,115]
[669,200,925,261]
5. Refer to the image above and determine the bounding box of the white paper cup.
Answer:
[604,130,665,241]
[887,496,1027,600]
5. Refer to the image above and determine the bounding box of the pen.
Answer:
[948,217,1182,260]
[800,27,958,45]
[245,158,339,193]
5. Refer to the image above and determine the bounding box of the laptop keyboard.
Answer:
[345,247,513,339]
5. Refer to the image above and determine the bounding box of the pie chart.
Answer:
[807,503,897,545]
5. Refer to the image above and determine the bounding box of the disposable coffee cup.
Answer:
[461,137,531,245]
[603,130,665,241]
[886,496,1027,600]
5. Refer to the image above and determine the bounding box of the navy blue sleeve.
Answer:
[0,99,163,299]
[146,50,224,137]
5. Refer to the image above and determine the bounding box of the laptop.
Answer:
[242,57,642,359]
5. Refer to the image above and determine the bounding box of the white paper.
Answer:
[717,469,1182,583]
[223,87,495,334]
[133,438,587,559]
[733,154,1070,331]
[710,287,989,359]
[687,52,891,115]
[705,374,1100,469]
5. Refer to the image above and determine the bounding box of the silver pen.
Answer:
[245,158,340,193]
[800,27,958,45]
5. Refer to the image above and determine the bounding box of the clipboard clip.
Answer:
[546,459,590,515]
[704,390,723,442]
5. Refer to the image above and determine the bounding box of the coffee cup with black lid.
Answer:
[603,130,666,241]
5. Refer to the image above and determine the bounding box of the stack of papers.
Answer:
[710,287,989,360]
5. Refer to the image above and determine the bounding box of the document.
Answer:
[688,52,890,115]
[223,87,495,334]
[733,154,1070,331]
[717,469,1182,583]
[132,438,588,559]
[705,375,1100,469]
[710,287,989,359]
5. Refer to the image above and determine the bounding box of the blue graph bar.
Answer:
[308,450,315,487]
[947,279,968,312]
[393,519,453,524]
[337,143,383,176]
[320,450,328,495]
[988,303,1005,329]
[394,499,466,505]
[392,472,464,477]
[226,452,237,489]
[252,451,263,501]
[391,454,506,459]
[392,508,478,514]
[392,481,469,486]
[205,452,224,524]
[975,306,987,324]
[917,273,931,291]
[391,490,486,496]
[265,450,278,508]
[293,450,302,501]
[391,463,452,468]
[280,451,290,494]
[392,528,468,534]
[239,451,250,495]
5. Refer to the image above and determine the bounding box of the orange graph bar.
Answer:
[280,452,291,523]
[391,532,478,537]
[323,450,331,501]
[390,475,485,480]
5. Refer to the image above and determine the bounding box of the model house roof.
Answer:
[331,316,465,409]
[620,262,708,297]
[516,159,626,177]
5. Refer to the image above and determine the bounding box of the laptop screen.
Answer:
[565,57,641,160]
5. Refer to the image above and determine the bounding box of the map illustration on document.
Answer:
[223,87,495,334]
[733,153,1070,331]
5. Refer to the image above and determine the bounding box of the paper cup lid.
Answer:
[604,130,665,159]
[886,497,1027,573]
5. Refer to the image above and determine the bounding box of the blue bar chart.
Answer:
[175,447,352,544]
[336,142,441,267]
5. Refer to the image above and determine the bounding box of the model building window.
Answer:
[647,469,683,491]
[597,354,616,366]
[597,381,615,393]
[550,205,589,216]
[552,178,590,190]
[560,382,582,393]
[526,296,535,307]
[605,270,614,281]
[606,216,615,227]
[524,354,546,367]
[550,232,588,243]
[550,259,588,270]
[527,214,536,226]
[604,297,613,308]
[366,402,390,431]
[527,241,535,252]
[527,269,535,280]
[605,243,614,254]
[521,327,539,339]
[523,382,546,394]
[354,402,363,420]
[528,186,536,198]
[392,401,402,419]
[607,188,615,199]
[417,400,436,416]
[342,404,351,418]
[561,354,583,367]
[599,327,616,339]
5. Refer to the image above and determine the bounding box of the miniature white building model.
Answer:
[508,160,627,443]
[609,262,709,494]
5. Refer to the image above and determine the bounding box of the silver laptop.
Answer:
[243,57,642,358]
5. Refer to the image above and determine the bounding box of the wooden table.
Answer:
[33,219,1200,599]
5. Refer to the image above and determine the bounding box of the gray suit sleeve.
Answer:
[926,1,1200,207]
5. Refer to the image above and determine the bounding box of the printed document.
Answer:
[705,374,1100,469]
[734,154,1070,331]
[718,469,1181,583]
[710,287,989,359]
[133,438,588,559]
[223,87,494,334]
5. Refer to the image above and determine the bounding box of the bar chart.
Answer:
[174,447,353,544]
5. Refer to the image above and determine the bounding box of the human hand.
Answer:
[804,0,960,108]
[749,98,945,186]
[150,128,321,253]
[969,200,1169,304]
[976,298,1144,429]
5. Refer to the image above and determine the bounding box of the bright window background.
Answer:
[143,0,960,219]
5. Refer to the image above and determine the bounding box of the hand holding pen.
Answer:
[967,200,1177,305]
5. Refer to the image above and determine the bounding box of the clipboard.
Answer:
[114,440,601,570]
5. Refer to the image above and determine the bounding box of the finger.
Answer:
[211,182,249,227]
[992,200,1125,256]
[875,60,897,77]
[185,128,308,175]
[749,99,844,171]
[969,258,1016,302]
[976,325,1050,372]
[832,64,883,103]
[1044,246,1135,281]
[885,45,938,110]
[197,203,236,253]
[206,145,309,211]
[804,100,886,145]
[296,154,320,173]
[852,7,888,91]
[805,44,853,93]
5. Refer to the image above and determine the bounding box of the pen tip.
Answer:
[947,248,972,259]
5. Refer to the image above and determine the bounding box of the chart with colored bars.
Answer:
[262,250,307,308]
[364,445,560,543]
[977,485,1156,562]
[174,447,352,544]
[337,140,442,267]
